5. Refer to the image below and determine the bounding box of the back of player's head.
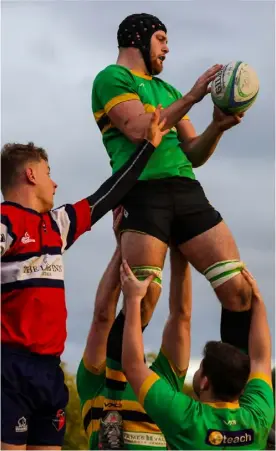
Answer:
[202,341,250,401]
[1,142,48,196]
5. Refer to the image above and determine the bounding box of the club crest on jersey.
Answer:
[21,232,35,244]
[206,429,254,447]
[15,417,28,433]
[52,409,65,432]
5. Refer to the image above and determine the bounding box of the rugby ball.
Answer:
[211,61,259,114]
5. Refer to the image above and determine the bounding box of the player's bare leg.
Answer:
[120,232,168,325]
[179,221,251,311]
[27,447,61,450]
[179,221,252,352]
[1,444,26,450]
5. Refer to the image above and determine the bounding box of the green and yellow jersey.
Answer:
[139,363,274,450]
[92,64,195,181]
[77,350,186,450]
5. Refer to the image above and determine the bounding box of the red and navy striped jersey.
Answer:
[1,199,91,355]
[1,139,156,356]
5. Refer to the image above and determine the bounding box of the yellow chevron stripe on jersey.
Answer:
[160,346,187,378]
[143,104,189,130]
[92,64,195,181]
[248,372,273,388]
[94,109,105,122]
[124,420,161,433]
[130,70,152,80]
[104,93,140,114]
[94,102,189,137]
[82,397,102,422]
[82,395,149,416]
[87,419,100,438]
[139,372,160,407]
[106,367,127,383]
[204,400,240,409]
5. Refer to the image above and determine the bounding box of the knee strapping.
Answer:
[132,265,162,288]
[204,260,245,289]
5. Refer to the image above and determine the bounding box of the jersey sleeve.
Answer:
[1,213,16,256]
[87,140,155,224]
[150,348,187,392]
[76,358,106,404]
[92,65,140,116]
[138,372,195,439]
[51,140,156,242]
[240,373,274,429]
[50,198,91,253]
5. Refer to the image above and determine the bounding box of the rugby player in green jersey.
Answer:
[77,218,192,449]
[92,15,253,441]
[121,261,274,450]
[77,108,190,450]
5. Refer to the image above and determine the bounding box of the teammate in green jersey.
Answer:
[121,261,274,450]
[77,109,192,450]
[77,222,192,449]
[92,15,253,421]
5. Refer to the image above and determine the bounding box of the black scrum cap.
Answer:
[117,13,167,75]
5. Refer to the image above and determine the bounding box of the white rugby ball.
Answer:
[211,61,259,114]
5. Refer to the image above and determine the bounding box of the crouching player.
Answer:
[121,263,274,450]
[77,226,192,449]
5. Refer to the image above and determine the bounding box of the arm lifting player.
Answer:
[77,225,191,449]
[121,265,274,450]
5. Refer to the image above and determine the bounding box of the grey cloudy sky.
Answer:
[2,1,275,375]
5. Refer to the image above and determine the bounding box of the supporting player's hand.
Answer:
[188,64,223,103]
[241,268,263,303]
[213,105,244,132]
[113,206,123,244]
[120,260,154,301]
[146,104,170,147]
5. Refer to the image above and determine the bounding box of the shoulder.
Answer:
[240,373,274,427]
[153,77,181,96]
[1,202,27,232]
[246,372,273,392]
[94,64,134,85]
[2,202,20,218]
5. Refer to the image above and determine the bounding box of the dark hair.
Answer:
[1,142,48,195]
[202,341,250,401]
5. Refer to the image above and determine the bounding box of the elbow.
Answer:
[122,354,138,380]
[183,151,199,169]
[169,310,191,325]
[122,355,130,378]
[186,154,204,169]
[123,361,139,383]
[129,135,144,145]
[192,161,203,169]
[124,121,146,145]
[179,312,192,325]
[93,302,115,326]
